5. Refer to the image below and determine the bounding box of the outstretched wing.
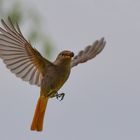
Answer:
[71,37,106,67]
[0,18,53,86]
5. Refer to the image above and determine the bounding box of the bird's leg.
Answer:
[56,92,65,101]
[48,91,65,101]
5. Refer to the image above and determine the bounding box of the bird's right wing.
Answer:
[71,38,106,68]
[0,18,53,86]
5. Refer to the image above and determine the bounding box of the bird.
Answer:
[0,18,106,131]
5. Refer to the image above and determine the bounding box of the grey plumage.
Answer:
[71,37,106,67]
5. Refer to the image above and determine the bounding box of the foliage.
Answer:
[0,0,53,59]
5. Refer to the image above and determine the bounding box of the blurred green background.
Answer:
[0,0,53,59]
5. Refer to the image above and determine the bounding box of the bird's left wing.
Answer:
[0,18,53,86]
[71,37,106,68]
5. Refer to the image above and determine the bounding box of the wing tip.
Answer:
[99,37,105,42]
[99,37,106,48]
[1,19,4,24]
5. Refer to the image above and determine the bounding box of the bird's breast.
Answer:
[41,65,71,93]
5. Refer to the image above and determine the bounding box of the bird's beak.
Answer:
[70,52,74,57]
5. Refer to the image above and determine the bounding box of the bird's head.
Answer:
[58,50,74,58]
[54,50,74,65]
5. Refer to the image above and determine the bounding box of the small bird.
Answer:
[0,18,106,131]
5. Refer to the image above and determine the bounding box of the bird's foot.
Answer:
[56,93,65,101]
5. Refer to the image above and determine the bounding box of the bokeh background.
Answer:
[0,0,140,140]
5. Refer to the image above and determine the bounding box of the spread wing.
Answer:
[0,18,53,86]
[71,37,106,67]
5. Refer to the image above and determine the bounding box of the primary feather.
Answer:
[71,37,106,67]
[0,18,52,86]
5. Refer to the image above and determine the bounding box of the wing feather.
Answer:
[0,18,53,86]
[71,38,106,67]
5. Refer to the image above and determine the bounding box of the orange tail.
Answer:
[31,95,49,131]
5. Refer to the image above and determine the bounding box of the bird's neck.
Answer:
[54,59,71,68]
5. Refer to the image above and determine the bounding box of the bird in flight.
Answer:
[0,18,106,131]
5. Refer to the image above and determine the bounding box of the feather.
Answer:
[71,37,106,67]
[0,18,53,86]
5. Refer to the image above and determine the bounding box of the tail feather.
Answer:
[31,95,49,131]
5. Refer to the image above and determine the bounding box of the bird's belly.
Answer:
[41,70,70,95]
[51,72,70,91]
[53,76,68,90]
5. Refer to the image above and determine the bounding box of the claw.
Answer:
[56,93,65,101]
